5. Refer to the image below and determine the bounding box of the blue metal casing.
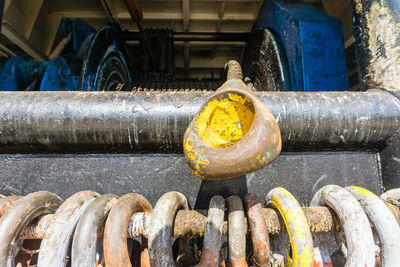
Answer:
[255,0,349,91]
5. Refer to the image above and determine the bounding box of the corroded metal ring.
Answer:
[311,185,375,267]
[37,191,99,267]
[148,191,189,267]
[266,187,314,267]
[0,191,62,266]
[227,195,248,267]
[104,193,153,267]
[195,195,225,267]
[71,194,118,267]
[184,60,281,180]
[244,193,270,267]
[347,186,400,267]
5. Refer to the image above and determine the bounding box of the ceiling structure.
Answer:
[0,0,354,79]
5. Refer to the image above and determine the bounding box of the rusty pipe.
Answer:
[183,60,281,180]
[195,195,225,267]
[0,191,62,266]
[103,193,153,267]
[244,194,270,267]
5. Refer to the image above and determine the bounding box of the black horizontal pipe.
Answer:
[122,31,249,42]
[0,90,399,153]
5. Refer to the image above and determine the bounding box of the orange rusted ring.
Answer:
[0,191,62,266]
[195,195,225,267]
[227,195,248,267]
[103,193,153,267]
[184,60,281,180]
[244,194,270,267]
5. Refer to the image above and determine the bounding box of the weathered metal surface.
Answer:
[266,187,314,267]
[0,90,397,153]
[37,191,99,267]
[349,0,400,95]
[0,152,382,206]
[255,0,348,91]
[71,194,118,267]
[380,188,400,200]
[0,191,62,266]
[311,185,375,266]
[195,195,225,267]
[347,186,400,266]
[227,196,248,267]
[148,191,189,267]
[184,60,281,179]
[243,194,270,267]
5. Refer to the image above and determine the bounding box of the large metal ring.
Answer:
[227,195,248,267]
[310,185,375,267]
[195,195,225,267]
[37,191,99,267]
[244,193,270,267]
[104,193,153,267]
[266,187,314,267]
[71,194,118,267]
[148,191,189,267]
[0,191,62,266]
[347,186,400,267]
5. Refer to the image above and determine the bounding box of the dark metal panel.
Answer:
[0,152,382,207]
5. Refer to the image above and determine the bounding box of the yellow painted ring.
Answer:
[266,187,314,267]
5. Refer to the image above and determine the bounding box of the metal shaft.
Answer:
[122,32,249,42]
[0,90,398,153]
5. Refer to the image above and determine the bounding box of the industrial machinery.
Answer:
[0,0,398,266]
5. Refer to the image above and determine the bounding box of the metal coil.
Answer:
[2,185,399,266]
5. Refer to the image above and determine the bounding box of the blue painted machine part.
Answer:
[255,0,349,91]
[0,56,37,91]
[0,56,76,91]
[39,57,76,91]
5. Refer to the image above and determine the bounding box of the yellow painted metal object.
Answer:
[266,187,314,267]
[183,60,282,180]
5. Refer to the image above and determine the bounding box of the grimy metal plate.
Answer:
[0,151,382,208]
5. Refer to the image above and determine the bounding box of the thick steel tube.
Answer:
[0,90,398,153]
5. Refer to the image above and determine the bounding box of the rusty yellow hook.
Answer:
[184,60,282,180]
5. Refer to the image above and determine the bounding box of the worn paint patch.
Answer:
[194,93,255,148]
[366,2,400,91]
[184,137,209,178]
